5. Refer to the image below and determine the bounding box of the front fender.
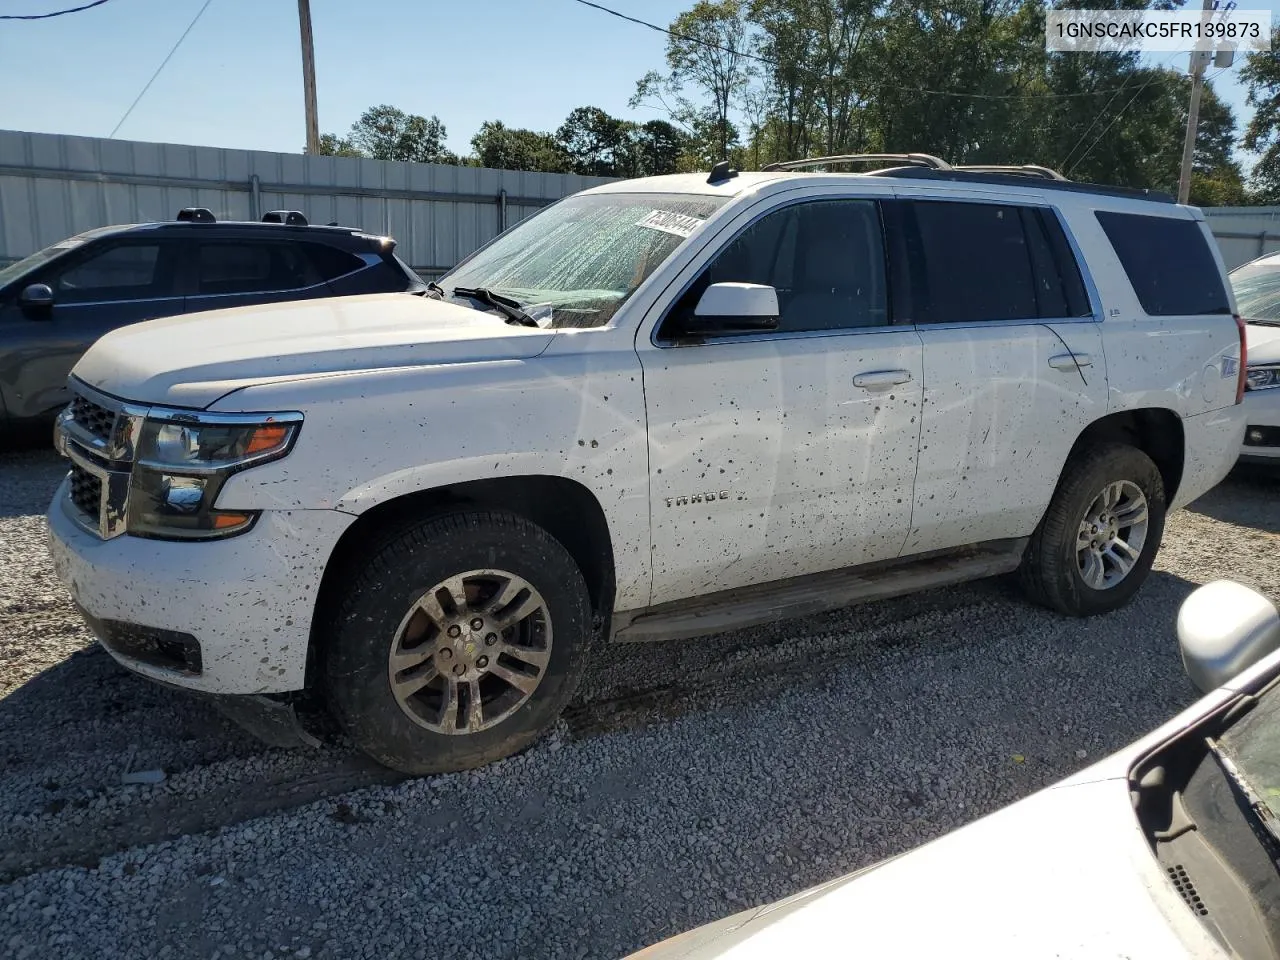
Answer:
[205,351,652,608]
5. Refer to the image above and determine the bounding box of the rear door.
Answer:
[0,238,182,419]
[887,193,1109,556]
[182,238,333,315]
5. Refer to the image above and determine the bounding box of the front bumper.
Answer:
[1240,386,1280,463]
[47,479,354,694]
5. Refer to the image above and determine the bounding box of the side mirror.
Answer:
[1177,580,1280,693]
[18,283,54,315]
[683,282,779,336]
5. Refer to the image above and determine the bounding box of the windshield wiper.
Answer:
[1206,737,1280,847]
[1245,318,1280,327]
[449,286,540,327]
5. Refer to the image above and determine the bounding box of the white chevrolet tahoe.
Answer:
[46,155,1247,774]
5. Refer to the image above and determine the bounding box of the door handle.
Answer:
[853,369,913,389]
[1049,352,1093,371]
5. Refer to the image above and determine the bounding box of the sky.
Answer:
[0,0,1277,168]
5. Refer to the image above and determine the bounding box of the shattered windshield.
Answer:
[1220,683,1280,836]
[1230,260,1280,323]
[440,192,728,329]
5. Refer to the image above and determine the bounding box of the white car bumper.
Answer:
[46,479,354,695]
[1240,386,1280,463]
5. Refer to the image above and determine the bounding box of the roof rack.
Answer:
[262,210,309,226]
[761,153,952,172]
[953,164,1068,181]
[176,207,215,223]
[863,166,1175,203]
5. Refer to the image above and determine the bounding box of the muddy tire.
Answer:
[322,510,592,775]
[1019,443,1166,617]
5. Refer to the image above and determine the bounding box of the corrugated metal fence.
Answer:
[0,129,613,280]
[5,129,1279,279]
[1203,207,1280,271]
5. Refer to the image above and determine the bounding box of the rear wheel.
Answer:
[1020,444,1166,616]
[323,510,592,774]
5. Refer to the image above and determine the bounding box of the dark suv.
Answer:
[0,208,424,428]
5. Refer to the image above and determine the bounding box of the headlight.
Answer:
[128,411,301,540]
[1246,365,1280,391]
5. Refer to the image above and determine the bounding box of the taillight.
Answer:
[1235,314,1248,404]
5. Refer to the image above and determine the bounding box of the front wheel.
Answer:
[1020,443,1167,617]
[322,510,592,774]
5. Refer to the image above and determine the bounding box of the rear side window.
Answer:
[196,242,322,295]
[907,201,1038,323]
[1095,211,1230,316]
[305,243,367,281]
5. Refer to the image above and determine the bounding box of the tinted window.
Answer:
[306,243,366,281]
[53,243,163,304]
[196,242,321,295]
[1095,211,1230,316]
[908,201,1037,323]
[665,199,888,336]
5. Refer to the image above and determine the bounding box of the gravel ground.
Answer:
[1,446,1278,959]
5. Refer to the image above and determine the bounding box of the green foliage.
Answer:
[555,108,690,177]
[471,121,571,173]
[320,105,457,164]
[632,0,1246,202]
[1241,29,1280,201]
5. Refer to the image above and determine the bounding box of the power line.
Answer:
[1060,52,1183,172]
[108,0,214,138]
[569,0,1151,101]
[0,0,112,19]
[1065,58,1179,177]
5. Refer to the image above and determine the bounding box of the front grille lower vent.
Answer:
[1167,864,1209,916]
[68,463,103,524]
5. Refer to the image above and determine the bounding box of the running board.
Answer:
[611,538,1028,643]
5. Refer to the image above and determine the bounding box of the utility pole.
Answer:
[1178,0,1236,204]
[298,0,320,155]
[1177,56,1206,205]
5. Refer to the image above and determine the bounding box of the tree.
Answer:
[555,107,690,177]
[335,105,457,163]
[631,0,755,161]
[315,132,364,158]
[1241,29,1280,201]
[556,106,629,176]
[471,121,571,173]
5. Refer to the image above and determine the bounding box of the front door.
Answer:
[637,195,924,607]
[0,239,183,419]
[887,194,1109,556]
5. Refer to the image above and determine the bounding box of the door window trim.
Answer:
[38,238,180,307]
[649,193,900,349]
[886,196,1103,331]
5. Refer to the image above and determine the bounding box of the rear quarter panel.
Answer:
[1060,202,1242,420]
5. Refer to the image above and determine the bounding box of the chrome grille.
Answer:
[68,463,103,523]
[69,394,118,444]
[56,382,145,540]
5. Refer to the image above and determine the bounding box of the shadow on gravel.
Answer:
[1186,468,1280,535]
[0,447,66,519]
[0,564,1210,886]
[0,645,401,882]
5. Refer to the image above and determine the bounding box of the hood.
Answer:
[632,777,1224,960]
[71,293,556,408]
[1246,321,1280,365]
